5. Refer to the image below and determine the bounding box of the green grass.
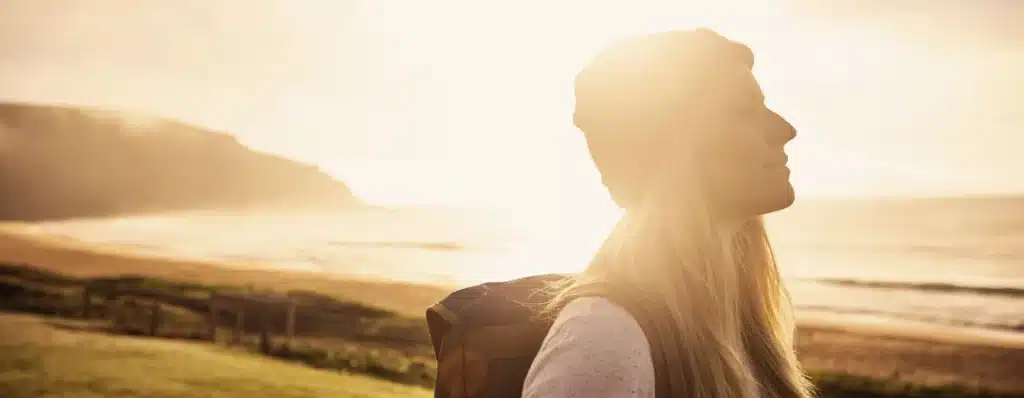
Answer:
[2,313,1010,398]
[1,263,1020,398]
[0,263,438,388]
[0,313,429,398]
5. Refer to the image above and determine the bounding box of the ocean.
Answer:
[16,196,1024,334]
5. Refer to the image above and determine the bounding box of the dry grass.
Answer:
[3,227,1023,397]
[0,312,430,398]
[798,328,1024,392]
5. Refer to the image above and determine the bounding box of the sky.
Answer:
[1,0,1021,216]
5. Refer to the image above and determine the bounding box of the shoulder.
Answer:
[522,297,654,398]
[553,296,649,344]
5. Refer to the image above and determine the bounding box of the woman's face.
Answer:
[671,66,796,217]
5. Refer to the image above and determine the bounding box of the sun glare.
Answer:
[334,1,807,210]
[327,0,933,214]
[4,0,1008,278]
[322,1,823,276]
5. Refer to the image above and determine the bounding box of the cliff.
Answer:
[0,103,359,221]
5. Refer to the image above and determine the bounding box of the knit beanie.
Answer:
[572,29,754,208]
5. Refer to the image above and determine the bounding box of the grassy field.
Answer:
[2,223,1022,398]
[0,262,438,388]
[0,313,430,398]
[3,263,1022,398]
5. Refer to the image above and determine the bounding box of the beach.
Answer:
[2,225,1022,393]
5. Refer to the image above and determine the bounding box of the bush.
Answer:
[268,342,436,388]
[811,373,1010,398]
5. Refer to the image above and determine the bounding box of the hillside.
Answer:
[0,103,358,221]
[0,313,429,398]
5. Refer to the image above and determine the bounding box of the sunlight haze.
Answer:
[3,4,1024,393]
[1,0,1021,215]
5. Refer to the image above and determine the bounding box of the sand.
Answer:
[797,316,1024,390]
[2,225,1022,391]
[0,225,446,317]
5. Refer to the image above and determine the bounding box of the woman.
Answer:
[522,29,813,398]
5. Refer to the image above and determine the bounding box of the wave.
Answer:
[783,241,1024,262]
[326,240,467,251]
[805,278,1024,298]
[795,305,1024,333]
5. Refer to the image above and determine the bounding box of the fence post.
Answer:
[208,296,219,342]
[111,297,125,330]
[285,301,296,348]
[232,307,245,345]
[259,313,271,354]
[81,285,92,319]
[148,301,161,337]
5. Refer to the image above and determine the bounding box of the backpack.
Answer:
[425,274,570,398]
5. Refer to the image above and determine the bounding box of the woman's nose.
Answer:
[767,111,796,144]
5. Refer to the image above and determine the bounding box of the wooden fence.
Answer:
[81,284,297,353]
[209,291,296,353]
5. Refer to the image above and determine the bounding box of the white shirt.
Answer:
[522,297,656,398]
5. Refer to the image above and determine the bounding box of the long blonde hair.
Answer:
[548,193,812,397]
[546,29,813,398]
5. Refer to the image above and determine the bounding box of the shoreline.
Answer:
[0,226,449,317]
[2,226,1023,391]
[797,310,1024,349]
[4,225,1021,345]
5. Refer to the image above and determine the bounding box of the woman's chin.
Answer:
[745,182,795,216]
[776,183,796,209]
